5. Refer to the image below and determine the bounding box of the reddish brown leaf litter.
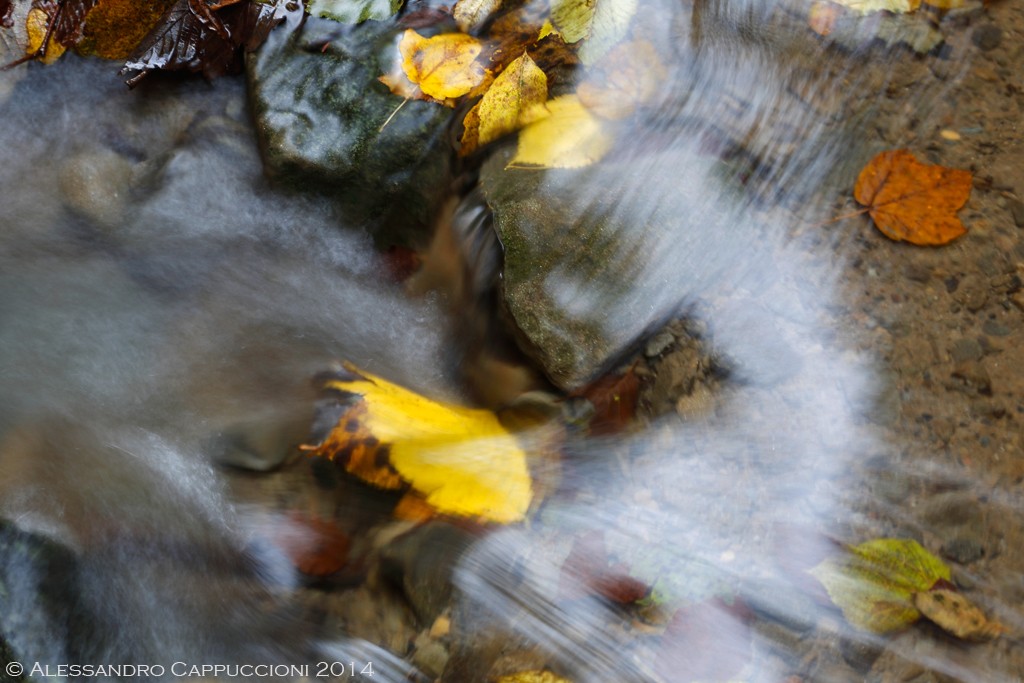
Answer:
[559,531,650,604]
[273,511,351,578]
[572,366,640,435]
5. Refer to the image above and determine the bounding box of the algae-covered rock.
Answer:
[247,16,453,247]
[480,146,751,391]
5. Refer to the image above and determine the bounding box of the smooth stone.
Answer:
[971,24,1002,51]
[247,16,452,248]
[940,536,985,564]
[59,150,138,231]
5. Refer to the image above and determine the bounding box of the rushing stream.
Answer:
[1,1,1022,682]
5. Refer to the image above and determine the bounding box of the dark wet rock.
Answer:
[941,536,985,564]
[479,147,759,390]
[0,519,83,669]
[379,522,476,625]
[841,636,885,674]
[1009,199,1024,228]
[949,338,983,364]
[247,17,452,248]
[971,24,1002,51]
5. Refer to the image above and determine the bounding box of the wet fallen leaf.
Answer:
[854,149,971,246]
[810,538,951,633]
[577,40,664,121]
[461,52,547,155]
[308,0,402,24]
[508,94,613,169]
[495,672,573,683]
[393,491,438,522]
[274,511,351,577]
[120,0,291,86]
[912,588,1006,640]
[305,363,533,524]
[399,29,487,101]
[550,0,637,64]
[453,0,502,33]
[26,6,65,64]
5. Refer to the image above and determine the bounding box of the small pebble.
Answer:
[939,129,961,141]
[971,24,1002,52]
[644,330,675,358]
[942,536,985,564]
[1008,198,1024,228]
[981,320,1010,337]
[949,338,983,363]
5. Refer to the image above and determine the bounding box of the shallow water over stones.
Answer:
[1,1,1023,682]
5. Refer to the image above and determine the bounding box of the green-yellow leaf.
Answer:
[550,0,637,64]
[509,94,613,169]
[810,538,951,634]
[462,52,548,154]
[307,363,533,524]
[308,0,404,23]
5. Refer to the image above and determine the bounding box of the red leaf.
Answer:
[572,366,640,435]
[274,512,350,577]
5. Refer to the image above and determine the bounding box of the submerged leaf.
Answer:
[810,538,951,633]
[308,0,403,24]
[461,52,547,154]
[828,0,922,14]
[509,94,613,169]
[74,0,177,59]
[306,363,533,523]
[577,39,665,120]
[854,149,972,246]
[550,0,637,64]
[495,672,573,683]
[453,0,502,33]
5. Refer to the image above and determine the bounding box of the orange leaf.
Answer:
[304,401,406,490]
[854,149,972,246]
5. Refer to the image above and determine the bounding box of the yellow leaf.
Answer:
[462,52,548,154]
[912,589,1007,641]
[26,7,66,65]
[509,94,613,169]
[550,0,637,64]
[538,19,558,40]
[453,0,503,33]
[577,40,665,120]
[399,29,486,101]
[306,363,533,524]
[810,538,951,634]
[828,0,922,14]
[495,672,574,683]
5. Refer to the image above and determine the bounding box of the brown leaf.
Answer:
[854,149,972,246]
[573,366,639,435]
[912,588,1007,641]
[120,0,291,86]
[74,0,178,59]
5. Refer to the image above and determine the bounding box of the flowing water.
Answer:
[1,1,1022,682]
